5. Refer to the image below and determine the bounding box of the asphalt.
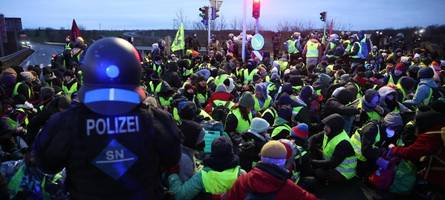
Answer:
[20,42,63,68]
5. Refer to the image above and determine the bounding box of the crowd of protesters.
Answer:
[0,29,444,200]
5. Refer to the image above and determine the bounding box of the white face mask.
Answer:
[386,128,395,138]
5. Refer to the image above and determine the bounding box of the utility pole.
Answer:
[241,0,247,62]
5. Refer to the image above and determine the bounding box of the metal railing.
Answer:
[0,48,34,69]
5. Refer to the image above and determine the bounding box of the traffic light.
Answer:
[211,7,220,20]
[252,0,260,19]
[320,11,327,22]
[199,6,209,25]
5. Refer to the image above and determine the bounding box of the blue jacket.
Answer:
[404,79,437,106]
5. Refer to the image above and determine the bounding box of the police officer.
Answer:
[33,37,181,199]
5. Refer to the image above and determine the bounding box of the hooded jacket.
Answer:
[404,78,437,106]
[225,163,316,200]
[322,89,359,119]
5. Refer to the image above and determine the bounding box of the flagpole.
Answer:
[208,2,211,54]
[241,0,247,63]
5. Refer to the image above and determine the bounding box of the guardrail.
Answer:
[0,48,35,69]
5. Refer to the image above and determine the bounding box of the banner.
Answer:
[171,23,185,52]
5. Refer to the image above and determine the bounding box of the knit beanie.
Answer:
[383,112,403,128]
[260,141,287,167]
[290,123,309,140]
[399,76,416,91]
[299,85,314,103]
[364,89,379,103]
[418,67,434,79]
[322,113,345,135]
[279,139,295,160]
[276,93,295,106]
[248,117,270,134]
[318,73,332,86]
[239,92,255,108]
[40,87,55,101]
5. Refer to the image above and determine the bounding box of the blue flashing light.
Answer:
[84,88,140,104]
[106,65,120,78]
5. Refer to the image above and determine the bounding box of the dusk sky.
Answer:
[1,0,445,30]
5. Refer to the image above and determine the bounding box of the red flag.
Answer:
[70,19,81,41]
[328,19,334,36]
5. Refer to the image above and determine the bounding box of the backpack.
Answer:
[201,120,226,153]
[389,159,416,194]
[211,101,231,123]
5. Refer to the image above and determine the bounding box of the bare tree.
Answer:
[230,18,239,30]
[173,9,188,29]
[192,21,206,30]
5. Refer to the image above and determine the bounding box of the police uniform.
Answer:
[33,37,181,200]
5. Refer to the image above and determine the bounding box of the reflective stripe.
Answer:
[12,82,31,98]
[306,40,319,58]
[62,82,78,96]
[254,96,272,113]
[243,69,258,84]
[230,108,252,134]
[287,40,298,54]
[271,124,291,139]
[323,131,357,179]
[351,42,362,59]
[201,166,240,194]
[196,93,208,105]
[149,81,162,94]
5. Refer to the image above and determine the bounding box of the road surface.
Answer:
[20,42,63,68]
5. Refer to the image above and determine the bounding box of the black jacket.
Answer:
[32,104,181,200]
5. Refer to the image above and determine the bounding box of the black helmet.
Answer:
[78,37,142,115]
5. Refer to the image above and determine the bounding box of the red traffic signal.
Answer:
[252,0,260,19]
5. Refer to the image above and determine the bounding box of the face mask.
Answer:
[386,128,395,138]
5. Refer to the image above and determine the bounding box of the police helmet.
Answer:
[78,37,142,115]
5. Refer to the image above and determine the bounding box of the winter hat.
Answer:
[399,76,417,91]
[340,74,351,83]
[332,86,346,98]
[364,89,379,103]
[271,73,280,82]
[383,112,403,128]
[215,84,227,93]
[255,84,268,96]
[290,123,309,140]
[279,139,295,160]
[322,114,345,134]
[317,73,332,86]
[299,85,314,103]
[276,93,295,106]
[40,87,55,101]
[204,136,239,171]
[196,75,206,83]
[395,63,406,72]
[260,141,287,167]
[180,120,204,149]
[239,92,255,108]
[418,67,434,79]
[195,69,211,80]
[248,117,270,134]
[178,101,197,120]
[20,71,34,82]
